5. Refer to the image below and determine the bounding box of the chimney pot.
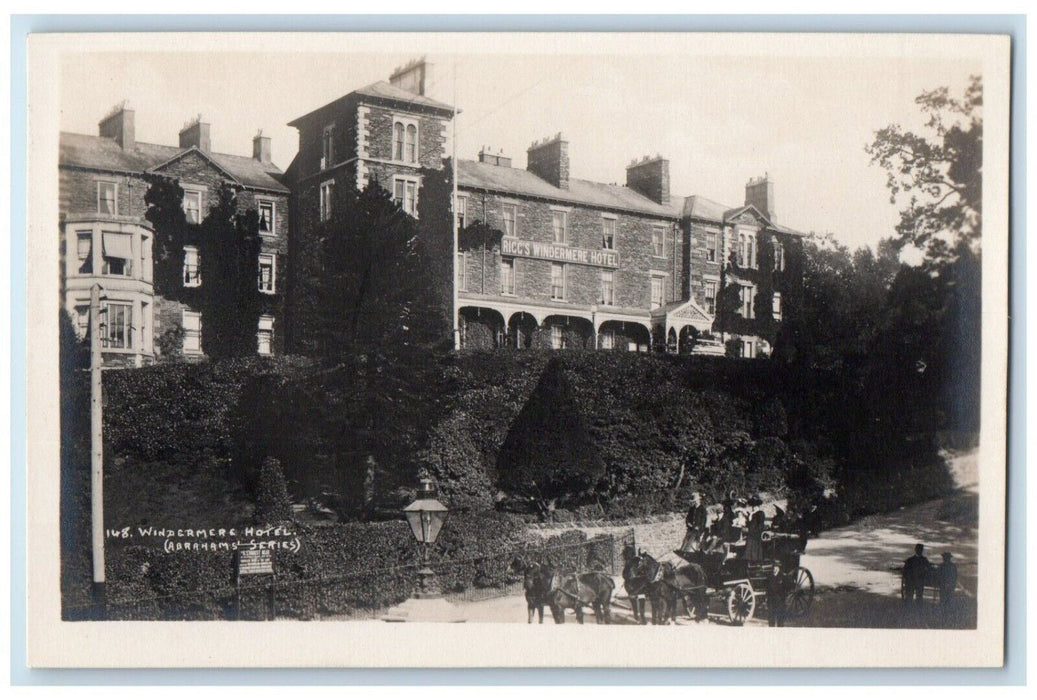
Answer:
[99,102,135,151]
[745,174,776,222]
[179,116,211,153]
[389,56,429,96]
[526,133,569,189]
[253,130,271,162]
[625,154,670,206]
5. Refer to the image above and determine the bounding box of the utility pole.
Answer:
[451,60,460,351]
[89,284,106,617]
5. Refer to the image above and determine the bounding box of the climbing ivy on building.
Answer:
[144,176,266,359]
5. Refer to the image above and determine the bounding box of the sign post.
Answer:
[235,549,276,620]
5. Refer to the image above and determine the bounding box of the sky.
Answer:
[59,43,979,252]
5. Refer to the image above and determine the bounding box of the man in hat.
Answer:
[679,492,709,553]
[902,543,931,608]
[719,491,739,544]
[745,495,766,561]
[766,559,788,627]
[936,552,958,607]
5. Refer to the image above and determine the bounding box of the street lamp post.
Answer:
[403,478,449,597]
[383,478,465,622]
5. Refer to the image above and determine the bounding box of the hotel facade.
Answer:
[283,59,804,359]
[58,106,290,367]
[60,58,804,367]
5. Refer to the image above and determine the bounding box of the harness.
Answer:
[549,572,595,606]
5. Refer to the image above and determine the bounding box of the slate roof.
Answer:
[458,159,677,219]
[353,81,455,113]
[59,132,289,193]
[673,193,805,236]
[288,80,455,127]
[680,195,734,222]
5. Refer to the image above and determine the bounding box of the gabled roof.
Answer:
[59,132,289,193]
[673,192,805,236]
[458,159,677,219]
[288,80,455,127]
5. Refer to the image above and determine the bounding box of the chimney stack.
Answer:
[625,154,670,206]
[745,174,776,222]
[526,133,569,190]
[99,102,135,151]
[179,116,211,153]
[253,130,271,162]
[389,57,429,96]
[478,147,511,168]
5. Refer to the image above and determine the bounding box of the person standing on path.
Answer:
[766,560,788,627]
[903,543,931,609]
[937,552,958,607]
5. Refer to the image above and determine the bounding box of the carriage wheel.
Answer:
[785,567,815,619]
[726,583,756,626]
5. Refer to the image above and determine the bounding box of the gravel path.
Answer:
[449,450,979,625]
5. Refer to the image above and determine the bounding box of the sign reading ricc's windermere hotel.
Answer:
[501,237,620,268]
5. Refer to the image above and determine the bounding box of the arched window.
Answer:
[405,123,418,162]
[393,122,405,161]
[738,233,747,266]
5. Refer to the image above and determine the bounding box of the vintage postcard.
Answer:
[25,31,1009,668]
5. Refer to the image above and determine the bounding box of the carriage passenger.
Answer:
[745,495,765,561]
[679,492,709,553]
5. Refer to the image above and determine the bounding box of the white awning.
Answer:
[102,232,133,259]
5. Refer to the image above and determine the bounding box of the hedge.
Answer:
[92,514,642,620]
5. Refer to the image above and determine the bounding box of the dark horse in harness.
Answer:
[634,552,709,625]
[622,545,651,624]
[544,569,615,624]
[514,558,550,623]
[514,558,615,624]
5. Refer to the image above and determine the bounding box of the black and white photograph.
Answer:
[25,31,1010,668]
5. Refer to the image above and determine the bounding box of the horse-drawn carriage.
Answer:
[625,529,815,625]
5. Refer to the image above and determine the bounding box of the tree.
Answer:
[317,181,446,357]
[774,234,901,372]
[866,75,982,261]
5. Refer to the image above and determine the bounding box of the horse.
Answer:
[512,557,549,624]
[635,552,709,625]
[543,568,615,624]
[621,546,650,624]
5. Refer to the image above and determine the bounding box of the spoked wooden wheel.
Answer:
[726,583,756,625]
[785,567,815,618]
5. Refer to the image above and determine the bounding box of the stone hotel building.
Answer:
[285,58,804,359]
[60,58,804,366]
[59,105,289,366]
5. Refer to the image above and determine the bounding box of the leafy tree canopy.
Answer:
[866,75,982,262]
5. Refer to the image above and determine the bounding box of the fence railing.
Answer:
[64,533,628,621]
